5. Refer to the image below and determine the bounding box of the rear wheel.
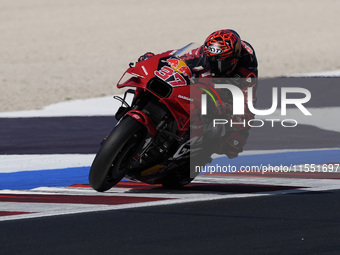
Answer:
[89,116,145,192]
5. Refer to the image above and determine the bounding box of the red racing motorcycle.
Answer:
[89,43,223,192]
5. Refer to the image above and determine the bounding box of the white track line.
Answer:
[1,175,340,222]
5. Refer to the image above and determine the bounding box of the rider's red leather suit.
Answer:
[182,41,258,158]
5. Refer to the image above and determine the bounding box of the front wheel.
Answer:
[89,116,145,192]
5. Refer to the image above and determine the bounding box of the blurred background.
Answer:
[1,0,339,111]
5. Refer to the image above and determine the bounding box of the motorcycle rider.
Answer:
[139,29,258,159]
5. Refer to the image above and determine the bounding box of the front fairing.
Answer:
[117,42,206,89]
[116,43,217,131]
[117,50,173,89]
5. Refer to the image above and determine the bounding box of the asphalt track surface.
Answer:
[1,190,340,255]
[1,77,340,254]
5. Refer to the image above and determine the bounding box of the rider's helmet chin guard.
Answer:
[203,29,242,75]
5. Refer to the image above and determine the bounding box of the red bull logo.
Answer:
[166,58,192,78]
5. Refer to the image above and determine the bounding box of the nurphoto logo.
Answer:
[201,83,312,128]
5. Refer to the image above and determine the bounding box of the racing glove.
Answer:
[220,132,247,159]
[138,52,155,62]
